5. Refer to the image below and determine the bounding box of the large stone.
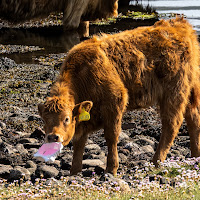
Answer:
[85,144,101,152]
[82,159,105,168]
[9,166,31,181]
[124,142,142,154]
[0,121,6,129]
[118,153,128,163]
[25,161,37,175]
[38,165,59,178]
[16,144,28,155]
[19,138,38,144]
[30,128,45,139]
[0,164,13,179]
[141,145,155,154]
[100,173,130,192]
[0,142,17,154]
[134,137,155,146]
[119,131,130,141]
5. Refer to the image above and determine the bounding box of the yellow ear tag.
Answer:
[79,108,90,121]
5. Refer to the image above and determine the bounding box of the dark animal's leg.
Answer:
[70,133,88,175]
[185,106,200,157]
[78,21,89,38]
[153,100,185,165]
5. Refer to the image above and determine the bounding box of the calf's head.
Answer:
[38,96,93,146]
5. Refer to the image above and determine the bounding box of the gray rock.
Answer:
[118,148,130,156]
[86,139,94,144]
[89,153,106,162]
[85,144,101,152]
[9,166,31,181]
[28,148,38,155]
[27,115,41,121]
[19,138,38,144]
[118,153,127,163]
[119,131,130,141]
[134,137,155,146]
[25,161,37,175]
[38,165,59,178]
[124,142,142,154]
[45,177,63,187]
[47,160,61,168]
[82,169,94,177]
[23,143,41,149]
[16,144,28,154]
[0,164,13,179]
[141,145,155,154]
[0,142,17,154]
[100,173,130,192]
[14,131,31,138]
[0,121,6,129]
[0,137,3,144]
[82,159,105,168]
[129,160,148,167]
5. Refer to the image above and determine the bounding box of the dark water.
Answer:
[131,0,200,34]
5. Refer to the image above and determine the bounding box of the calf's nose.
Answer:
[47,134,59,142]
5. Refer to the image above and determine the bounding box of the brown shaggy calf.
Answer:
[0,0,118,31]
[38,18,200,175]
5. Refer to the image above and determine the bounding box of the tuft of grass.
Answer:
[91,11,158,26]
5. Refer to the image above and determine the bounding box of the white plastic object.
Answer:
[34,142,63,162]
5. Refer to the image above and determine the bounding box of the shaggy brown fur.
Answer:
[39,18,200,175]
[0,0,118,30]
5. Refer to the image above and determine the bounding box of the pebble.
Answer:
[0,121,6,129]
[0,164,13,179]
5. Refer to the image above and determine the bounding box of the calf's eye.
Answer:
[64,116,70,125]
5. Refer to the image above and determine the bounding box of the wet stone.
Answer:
[27,115,41,122]
[141,145,155,154]
[30,128,45,140]
[0,121,6,129]
[9,166,31,181]
[82,169,94,177]
[134,137,155,146]
[38,165,59,178]
[0,164,13,179]
[119,153,128,163]
[19,138,38,144]
[0,142,18,154]
[82,159,105,168]
[119,131,130,141]
[45,177,63,187]
[85,144,101,152]
[15,144,29,155]
[23,143,41,149]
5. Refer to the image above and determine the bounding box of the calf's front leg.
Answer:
[70,133,88,175]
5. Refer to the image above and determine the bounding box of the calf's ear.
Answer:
[38,104,45,117]
[73,101,93,121]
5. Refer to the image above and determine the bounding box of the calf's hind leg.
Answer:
[153,102,185,165]
[185,106,200,157]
